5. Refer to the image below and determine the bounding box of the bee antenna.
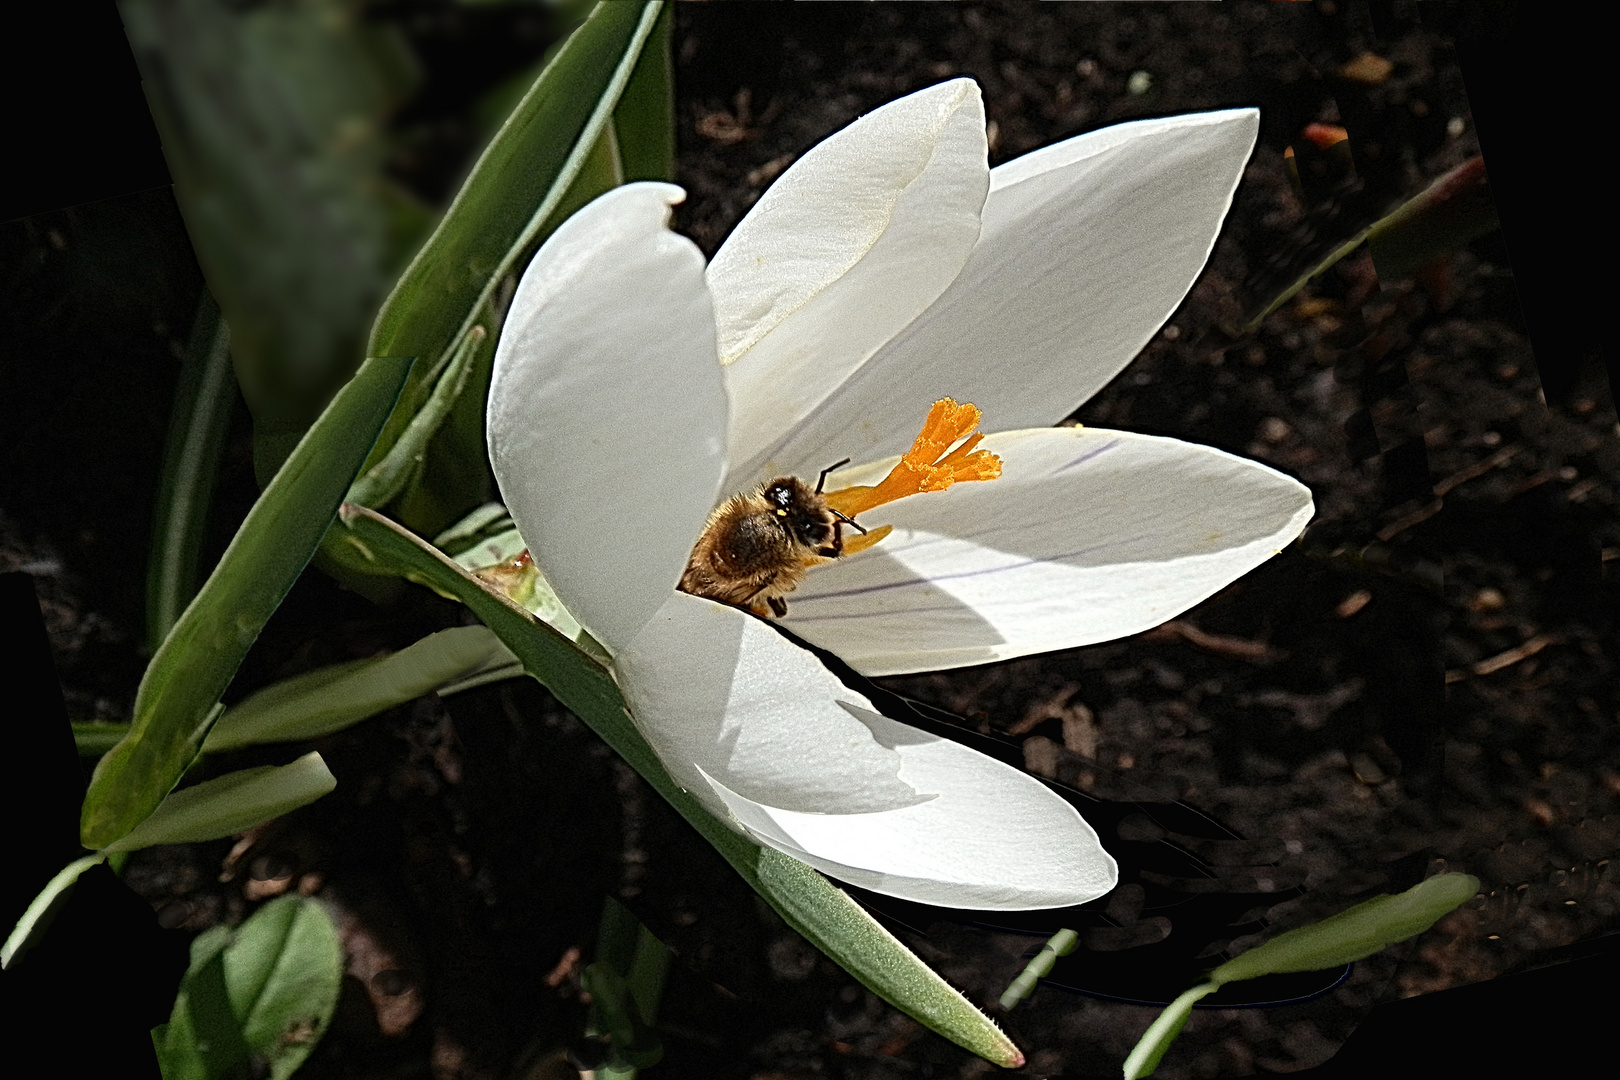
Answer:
[830,508,867,535]
[816,458,852,494]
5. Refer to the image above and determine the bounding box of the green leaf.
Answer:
[594,896,671,1022]
[155,894,343,1080]
[73,722,133,758]
[364,0,663,534]
[367,0,656,363]
[1121,983,1219,1080]
[431,501,512,553]
[1207,873,1480,985]
[80,356,413,850]
[331,505,1025,1068]
[1367,156,1497,283]
[118,0,432,482]
[203,626,515,753]
[585,896,672,1076]
[146,291,237,653]
[1236,155,1499,334]
[583,960,663,1071]
[1120,874,1480,1078]
[612,1,674,183]
[348,324,486,510]
[104,752,337,854]
[1,852,108,970]
[398,115,630,537]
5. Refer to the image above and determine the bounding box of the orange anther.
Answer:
[824,399,1001,519]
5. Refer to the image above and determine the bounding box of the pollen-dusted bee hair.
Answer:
[680,462,863,618]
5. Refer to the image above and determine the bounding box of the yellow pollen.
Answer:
[824,398,1001,520]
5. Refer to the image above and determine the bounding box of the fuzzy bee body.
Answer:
[681,474,850,618]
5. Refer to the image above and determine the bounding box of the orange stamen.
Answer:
[824,399,1001,519]
[839,524,892,557]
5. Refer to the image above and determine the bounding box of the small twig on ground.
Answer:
[1445,632,1557,683]
[1377,444,1524,542]
[1433,444,1520,497]
[1377,498,1443,541]
[1144,621,1282,663]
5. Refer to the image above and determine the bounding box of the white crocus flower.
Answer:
[487,80,1313,910]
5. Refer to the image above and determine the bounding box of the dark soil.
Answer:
[4,3,1615,1079]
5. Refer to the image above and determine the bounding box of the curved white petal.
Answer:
[710,79,989,486]
[613,592,928,815]
[487,183,727,652]
[782,427,1314,676]
[750,109,1261,483]
[696,705,1118,910]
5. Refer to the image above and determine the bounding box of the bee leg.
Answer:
[816,520,844,559]
[768,596,789,618]
[830,508,867,535]
[740,573,779,617]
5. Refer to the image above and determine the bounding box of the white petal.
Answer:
[613,592,929,815]
[782,427,1314,676]
[487,183,728,652]
[696,705,1118,910]
[710,79,989,486]
[749,109,1261,483]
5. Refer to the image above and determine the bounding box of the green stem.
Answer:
[998,927,1078,1010]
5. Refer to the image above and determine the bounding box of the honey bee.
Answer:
[680,459,867,618]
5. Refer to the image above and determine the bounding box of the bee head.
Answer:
[761,478,833,548]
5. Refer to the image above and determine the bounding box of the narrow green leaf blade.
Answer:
[204,625,515,752]
[623,923,671,1029]
[754,848,1024,1067]
[81,354,410,849]
[1209,873,1480,985]
[399,110,634,537]
[1367,156,1497,282]
[1122,982,1219,1080]
[363,0,663,501]
[349,324,485,511]
[146,290,236,653]
[612,0,674,183]
[156,895,343,1080]
[586,896,672,1077]
[105,752,337,853]
[1,852,108,970]
[431,502,512,553]
[1236,154,1500,334]
[583,959,662,1070]
[332,506,1024,1068]
[159,931,247,1080]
